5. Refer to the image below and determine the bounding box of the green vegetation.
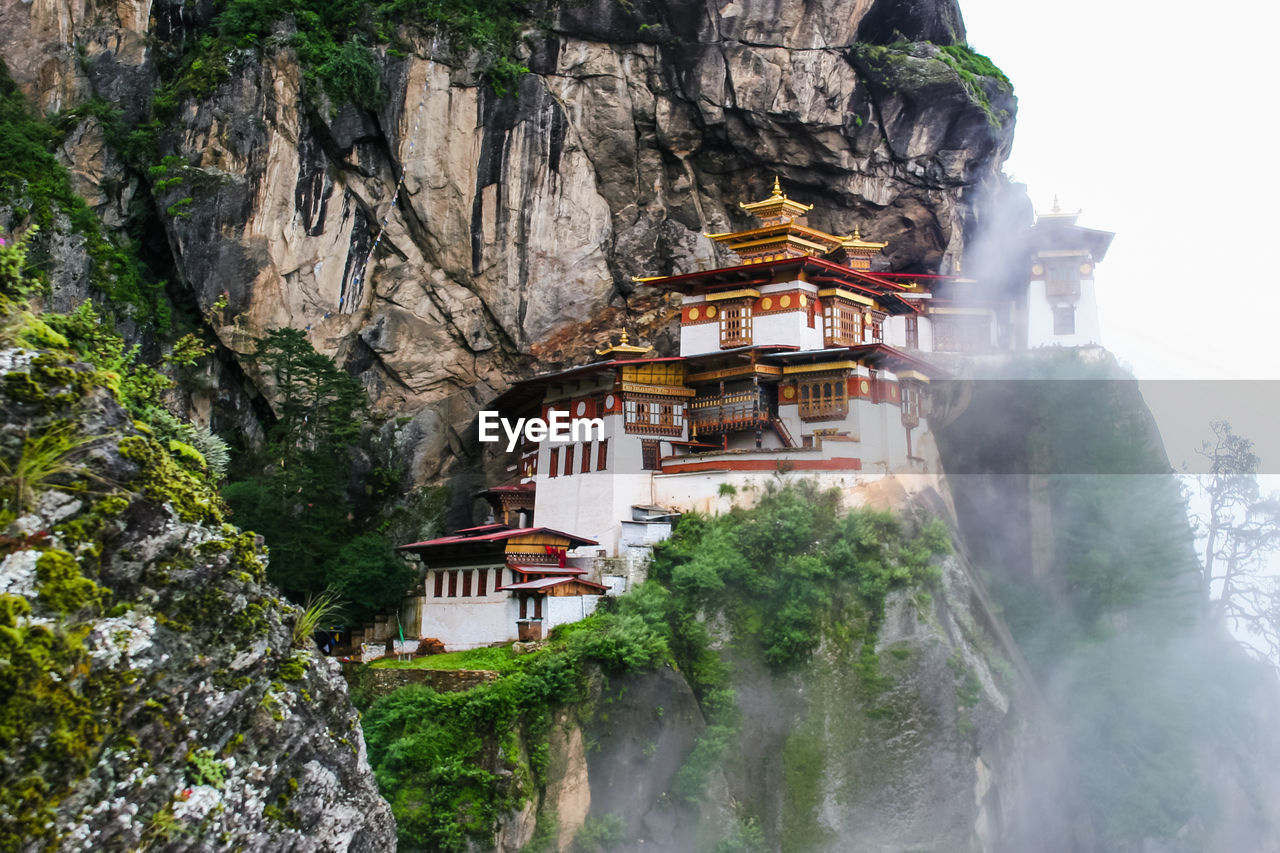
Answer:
[935,44,1012,127]
[0,234,250,847]
[221,328,430,618]
[362,612,670,851]
[186,748,230,789]
[292,590,344,647]
[0,62,171,327]
[162,0,534,117]
[371,644,522,672]
[641,483,949,813]
[363,484,950,849]
[571,813,626,852]
[936,44,1010,88]
[649,482,948,670]
[939,350,1210,848]
[0,422,103,513]
[853,40,1012,129]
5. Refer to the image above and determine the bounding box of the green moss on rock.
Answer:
[36,549,106,614]
[117,434,224,524]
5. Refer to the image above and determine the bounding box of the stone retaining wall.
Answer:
[343,664,499,703]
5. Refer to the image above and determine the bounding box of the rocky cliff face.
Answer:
[1,0,1013,487]
[0,337,395,849]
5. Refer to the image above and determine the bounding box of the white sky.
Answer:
[958,0,1280,471]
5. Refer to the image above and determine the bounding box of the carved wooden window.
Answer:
[434,571,444,597]
[548,448,559,478]
[581,442,592,473]
[797,374,848,421]
[1045,262,1081,302]
[625,397,684,436]
[448,570,458,597]
[597,438,609,471]
[905,315,919,349]
[823,300,862,346]
[901,384,921,428]
[932,315,991,353]
[641,440,661,470]
[563,444,575,477]
[868,312,885,343]
[461,570,473,597]
[1053,305,1076,335]
[719,301,752,348]
[477,568,488,597]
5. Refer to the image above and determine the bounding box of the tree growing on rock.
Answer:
[223,328,415,618]
[1195,421,1280,664]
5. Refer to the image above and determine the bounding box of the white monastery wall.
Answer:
[545,595,601,632]
[654,468,877,515]
[884,316,907,348]
[752,311,824,350]
[536,471,654,555]
[412,594,517,650]
[680,322,720,356]
[1026,280,1102,348]
[918,315,933,351]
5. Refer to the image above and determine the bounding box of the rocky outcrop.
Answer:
[1,0,1013,487]
[0,340,395,850]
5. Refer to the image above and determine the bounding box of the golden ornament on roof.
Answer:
[595,329,653,356]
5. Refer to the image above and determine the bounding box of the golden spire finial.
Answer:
[852,225,862,240]
[595,329,653,356]
[736,175,812,222]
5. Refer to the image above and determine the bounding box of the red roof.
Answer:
[498,576,609,592]
[453,523,510,534]
[640,256,914,293]
[399,525,598,551]
[639,256,926,314]
[476,483,536,494]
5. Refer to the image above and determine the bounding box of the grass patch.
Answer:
[371,644,523,672]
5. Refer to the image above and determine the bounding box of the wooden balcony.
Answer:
[689,388,770,433]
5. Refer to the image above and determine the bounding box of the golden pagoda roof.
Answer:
[1036,194,1082,223]
[594,330,653,356]
[840,226,888,253]
[708,179,850,262]
[737,176,814,222]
